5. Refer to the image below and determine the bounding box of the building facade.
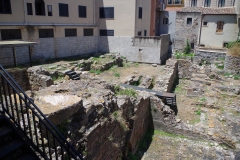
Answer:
[0,0,169,66]
[174,0,239,52]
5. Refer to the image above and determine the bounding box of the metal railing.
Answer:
[0,65,83,160]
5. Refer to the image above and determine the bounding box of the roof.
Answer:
[177,7,236,14]
[0,40,37,48]
[165,7,183,11]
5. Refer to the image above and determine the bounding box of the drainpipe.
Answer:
[23,0,27,25]
[93,0,95,25]
[198,14,204,47]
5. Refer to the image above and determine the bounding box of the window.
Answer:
[187,18,192,25]
[47,5,52,16]
[138,31,141,36]
[100,30,114,36]
[175,0,181,4]
[216,21,224,32]
[233,0,235,6]
[138,7,142,19]
[79,5,86,18]
[191,0,197,7]
[35,0,45,15]
[191,43,194,49]
[163,18,168,24]
[1,29,21,40]
[204,0,211,7]
[218,0,225,7]
[59,3,68,17]
[99,7,114,18]
[84,29,93,36]
[168,0,181,4]
[144,30,147,36]
[203,21,208,26]
[27,3,33,15]
[65,29,77,37]
[39,29,54,38]
[223,42,229,48]
[0,0,11,14]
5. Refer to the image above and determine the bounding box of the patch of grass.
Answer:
[51,75,64,81]
[195,106,201,115]
[174,84,184,93]
[89,69,102,75]
[92,57,99,61]
[215,63,224,70]
[200,97,206,102]
[121,56,126,59]
[227,41,240,57]
[154,130,186,139]
[114,73,120,77]
[134,62,139,67]
[114,86,138,97]
[189,118,200,124]
[234,75,240,80]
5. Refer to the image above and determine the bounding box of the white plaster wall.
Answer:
[200,15,238,48]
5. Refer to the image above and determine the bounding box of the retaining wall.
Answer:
[224,55,240,74]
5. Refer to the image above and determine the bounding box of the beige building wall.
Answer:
[95,0,136,37]
[135,0,152,36]
[200,15,238,48]
[0,0,95,25]
[185,0,235,7]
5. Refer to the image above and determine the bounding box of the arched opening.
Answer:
[35,0,45,15]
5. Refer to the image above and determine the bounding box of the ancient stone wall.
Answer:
[175,12,201,52]
[195,48,227,62]
[224,55,240,74]
[3,68,30,91]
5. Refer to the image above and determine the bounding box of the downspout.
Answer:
[23,0,27,25]
[198,14,204,47]
[93,0,95,25]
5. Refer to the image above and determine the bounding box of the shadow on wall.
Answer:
[96,0,110,54]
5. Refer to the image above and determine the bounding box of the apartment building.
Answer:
[174,0,240,51]
[0,0,169,66]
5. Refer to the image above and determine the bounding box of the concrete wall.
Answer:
[175,12,201,52]
[98,34,170,64]
[133,37,161,47]
[200,15,238,48]
[159,11,176,39]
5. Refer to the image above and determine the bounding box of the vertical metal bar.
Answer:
[61,145,64,160]
[25,97,33,140]
[46,129,52,160]
[53,138,58,160]
[12,47,17,67]
[0,79,5,114]
[39,122,46,158]
[13,90,21,125]
[19,94,27,133]
[1,77,9,113]
[28,46,32,67]
[32,114,39,149]
[7,83,15,120]
[68,146,71,160]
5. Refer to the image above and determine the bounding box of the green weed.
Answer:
[196,106,201,115]
[114,86,138,97]
[154,130,186,139]
[89,69,102,75]
[114,73,120,77]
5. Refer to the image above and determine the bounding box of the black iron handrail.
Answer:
[0,65,84,160]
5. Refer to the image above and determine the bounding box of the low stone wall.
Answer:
[133,36,161,47]
[195,48,226,62]
[3,68,30,91]
[224,55,240,74]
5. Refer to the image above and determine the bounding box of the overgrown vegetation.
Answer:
[114,73,120,77]
[114,86,138,97]
[183,39,191,54]
[175,52,194,59]
[226,41,240,57]
[89,69,102,75]
[215,63,224,70]
[51,75,64,81]
[111,111,129,131]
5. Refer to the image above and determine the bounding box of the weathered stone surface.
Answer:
[224,55,240,74]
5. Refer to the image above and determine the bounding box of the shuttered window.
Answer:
[0,0,12,14]
[99,7,114,18]
[59,3,68,17]
[79,5,86,18]
[27,3,33,15]
[216,21,224,32]
[65,29,77,37]
[39,29,54,38]
[138,7,142,19]
[1,29,22,40]
[100,30,114,36]
[84,29,93,36]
